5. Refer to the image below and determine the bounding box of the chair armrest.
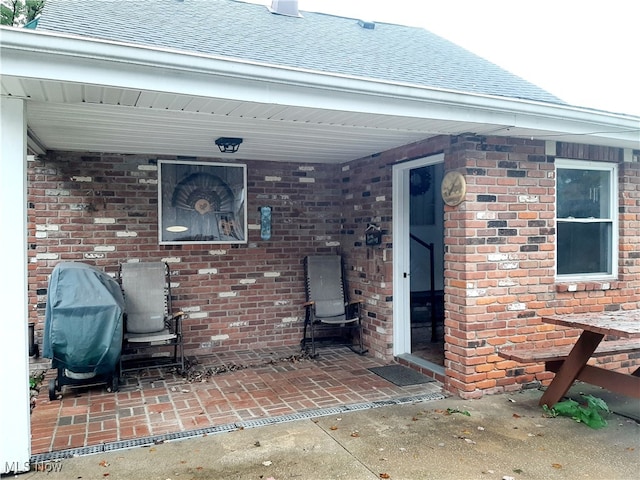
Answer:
[168,311,184,335]
[303,301,315,308]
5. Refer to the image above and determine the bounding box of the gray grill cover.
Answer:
[43,262,124,374]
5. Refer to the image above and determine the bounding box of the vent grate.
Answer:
[31,392,445,463]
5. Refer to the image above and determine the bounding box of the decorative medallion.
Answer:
[441,171,466,206]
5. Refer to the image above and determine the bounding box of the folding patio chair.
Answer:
[119,262,184,373]
[301,255,367,357]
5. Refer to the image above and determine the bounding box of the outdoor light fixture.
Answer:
[215,137,243,153]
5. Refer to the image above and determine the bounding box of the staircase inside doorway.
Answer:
[411,290,444,365]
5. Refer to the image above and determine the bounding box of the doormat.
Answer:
[368,364,434,387]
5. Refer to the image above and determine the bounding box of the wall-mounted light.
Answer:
[215,137,243,153]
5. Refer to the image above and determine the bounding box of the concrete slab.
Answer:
[18,389,640,480]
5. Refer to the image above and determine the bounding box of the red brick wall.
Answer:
[28,152,344,354]
[28,138,639,398]
[443,136,640,398]
[338,136,450,359]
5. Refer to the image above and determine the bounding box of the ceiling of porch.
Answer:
[2,28,638,165]
[6,77,513,164]
[4,75,639,164]
[0,23,640,164]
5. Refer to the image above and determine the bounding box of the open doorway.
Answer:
[392,154,445,372]
[409,162,445,365]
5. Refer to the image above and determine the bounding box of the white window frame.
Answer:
[555,159,618,281]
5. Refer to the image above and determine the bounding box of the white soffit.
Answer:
[1,28,638,162]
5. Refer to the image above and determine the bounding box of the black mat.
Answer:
[368,365,434,386]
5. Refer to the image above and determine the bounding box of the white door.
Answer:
[392,153,444,357]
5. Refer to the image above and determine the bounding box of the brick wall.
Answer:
[28,152,345,355]
[338,136,450,359]
[28,138,640,398]
[443,136,640,398]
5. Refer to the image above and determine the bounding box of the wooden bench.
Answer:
[498,340,640,364]
[498,339,640,390]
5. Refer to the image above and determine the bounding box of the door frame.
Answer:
[392,153,444,357]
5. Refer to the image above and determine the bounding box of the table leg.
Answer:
[539,330,603,407]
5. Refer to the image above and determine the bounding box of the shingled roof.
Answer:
[36,0,564,105]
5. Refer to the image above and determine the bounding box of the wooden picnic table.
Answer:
[539,310,640,407]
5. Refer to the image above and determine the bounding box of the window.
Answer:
[556,160,618,279]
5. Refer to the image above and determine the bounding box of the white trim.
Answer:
[1,27,639,149]
[555,158,619,281]
[0,97,30,474]
[392,153,444,357]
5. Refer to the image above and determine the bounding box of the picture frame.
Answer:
[158,160,247,245]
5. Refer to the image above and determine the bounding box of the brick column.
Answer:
[443,135,555,398]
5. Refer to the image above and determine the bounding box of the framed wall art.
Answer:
[158,160,247,245]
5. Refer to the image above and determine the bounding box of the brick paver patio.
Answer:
[30,347,444,455]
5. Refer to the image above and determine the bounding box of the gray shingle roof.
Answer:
[36,0,564,104]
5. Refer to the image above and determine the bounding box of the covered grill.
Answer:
[43,262,124,399]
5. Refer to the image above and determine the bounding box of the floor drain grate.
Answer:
[30,392,445,463]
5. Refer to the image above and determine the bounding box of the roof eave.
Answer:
[1,27,638,150]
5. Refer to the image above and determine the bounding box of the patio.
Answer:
[29,346,444,459]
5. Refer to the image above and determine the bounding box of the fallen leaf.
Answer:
[330,426,338,430]
[351,432,360,437]
[412,417,419,421]
[99,460,109,467]
[380,474,391,479]
[512,413,521,419]
[552,463,562,469]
